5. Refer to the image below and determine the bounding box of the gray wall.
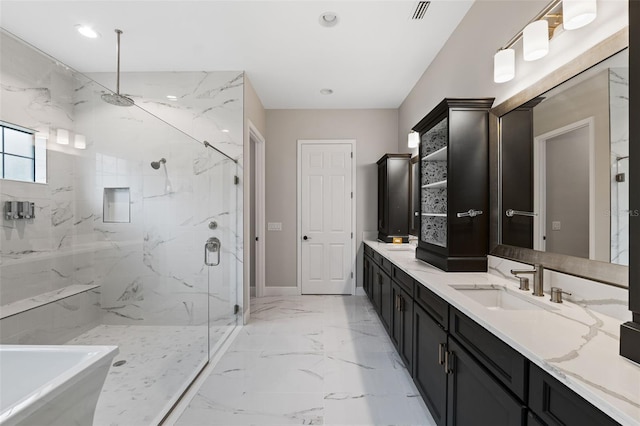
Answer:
[265,109,398,288]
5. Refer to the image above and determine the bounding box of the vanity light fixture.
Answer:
[493,0,597,84]
[562,0,597,30]
[494,49,516,83]
[75,25,99,39]
[408,131,420,148]
[74,134,86,149]
[56,129,69,145]
[523,20,549,61]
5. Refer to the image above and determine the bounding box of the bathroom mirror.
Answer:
[490,29,629,288]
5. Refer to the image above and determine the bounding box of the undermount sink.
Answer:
[451,285,554,311]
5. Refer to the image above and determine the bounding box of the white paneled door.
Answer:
[298,141,355,294]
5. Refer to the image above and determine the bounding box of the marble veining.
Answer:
[366,240,639,426]
[174,295,435,426]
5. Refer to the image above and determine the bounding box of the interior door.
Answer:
[299,141,354,294]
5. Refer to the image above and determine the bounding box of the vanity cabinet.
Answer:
[377,153,411,243]
[414,98,494,272]
[363,244,620,426]
[363,251,374,301]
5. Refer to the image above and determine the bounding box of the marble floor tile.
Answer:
[177,295,436,425]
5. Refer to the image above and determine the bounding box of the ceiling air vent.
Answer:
[412,1,431,20]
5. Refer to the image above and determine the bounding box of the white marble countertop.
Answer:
[364,239,640,426]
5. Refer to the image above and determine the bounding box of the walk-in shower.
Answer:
[0,28,241,426]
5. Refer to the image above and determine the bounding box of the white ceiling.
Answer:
[0,1,474,109]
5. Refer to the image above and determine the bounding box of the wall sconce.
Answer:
[563,0,597,30]
[56,128,69,145]
[408,131,420,148]
[493,0,597,83]
[74,134,86,149]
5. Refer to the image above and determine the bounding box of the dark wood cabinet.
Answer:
[363,252,373,301]
[392,282,413,370]
[413,302,448,426]
[414,98,494,271]
[377,153,411,243]
[528,364,620,426]
[446,338,526,426]
[362,244,619,426]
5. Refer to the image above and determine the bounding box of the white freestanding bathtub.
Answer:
[0,345,119,426]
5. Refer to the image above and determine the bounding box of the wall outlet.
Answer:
[268,222,282,231]
[552,221,561,231]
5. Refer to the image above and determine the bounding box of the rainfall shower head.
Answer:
[150,158,166,169]
[101,29,134,107]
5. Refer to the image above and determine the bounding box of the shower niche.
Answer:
[103,187,130,223]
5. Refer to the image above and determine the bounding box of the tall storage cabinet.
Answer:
[377,153,411,243]
[414,98,494,271]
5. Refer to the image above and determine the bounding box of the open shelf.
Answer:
[422,213,447,217]
[422,146,447,162]
[422,180,447,189]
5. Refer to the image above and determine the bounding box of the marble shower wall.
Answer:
[609,68,629,265]
[0,31,242,336]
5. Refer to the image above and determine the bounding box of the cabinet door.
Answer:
[380,269,392,331]
[378,161,388,234]
[446,339,525,426]
[363,255,372,300]
[529,364,619,426]
[413,303,448,426]
[372,264,381,313]
[391,283,413,370]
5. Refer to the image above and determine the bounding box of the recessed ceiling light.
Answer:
[166,95,178,101]
[75,25,99,39]
[320,88,333,95]
[222,129,230,133]
[319,12,339,27]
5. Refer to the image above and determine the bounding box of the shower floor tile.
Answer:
[175,296,436,426]
[67,324,229,426]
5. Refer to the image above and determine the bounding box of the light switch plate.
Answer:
[552,221,561,231]
[268,222,282,231]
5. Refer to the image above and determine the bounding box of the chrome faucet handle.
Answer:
[517,277,530,291]
[550,287,572,303]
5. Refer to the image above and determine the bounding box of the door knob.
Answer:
[303,235,310,241]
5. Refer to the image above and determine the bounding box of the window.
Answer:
[1,122,46,183]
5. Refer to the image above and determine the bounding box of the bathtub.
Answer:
[0,345,119,426]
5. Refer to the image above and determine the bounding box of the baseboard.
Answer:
[263,286,301,296]
[355,287,366,296]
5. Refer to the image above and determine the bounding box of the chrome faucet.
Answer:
[510,264,544,297]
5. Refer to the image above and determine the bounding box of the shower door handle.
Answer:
[204,237,221,266]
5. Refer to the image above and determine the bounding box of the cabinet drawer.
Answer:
[372,251,383,266]
[392,265,414,296]
[364,244,374,258]
[380,257,392,275]
[414,283,449,330]
[529,364,619,426]
[449,307,527,401]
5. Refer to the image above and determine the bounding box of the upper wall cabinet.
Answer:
[414,98,494,272]
[377,153,411,243]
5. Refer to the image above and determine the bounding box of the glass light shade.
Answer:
[494,49,515,83]
[523,20,549,61]
[563,0,597,30]
[56,128,69,145]
[408,131,420,148]
[74,134,86,149]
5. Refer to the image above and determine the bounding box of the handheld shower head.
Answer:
[150,158,166,170]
